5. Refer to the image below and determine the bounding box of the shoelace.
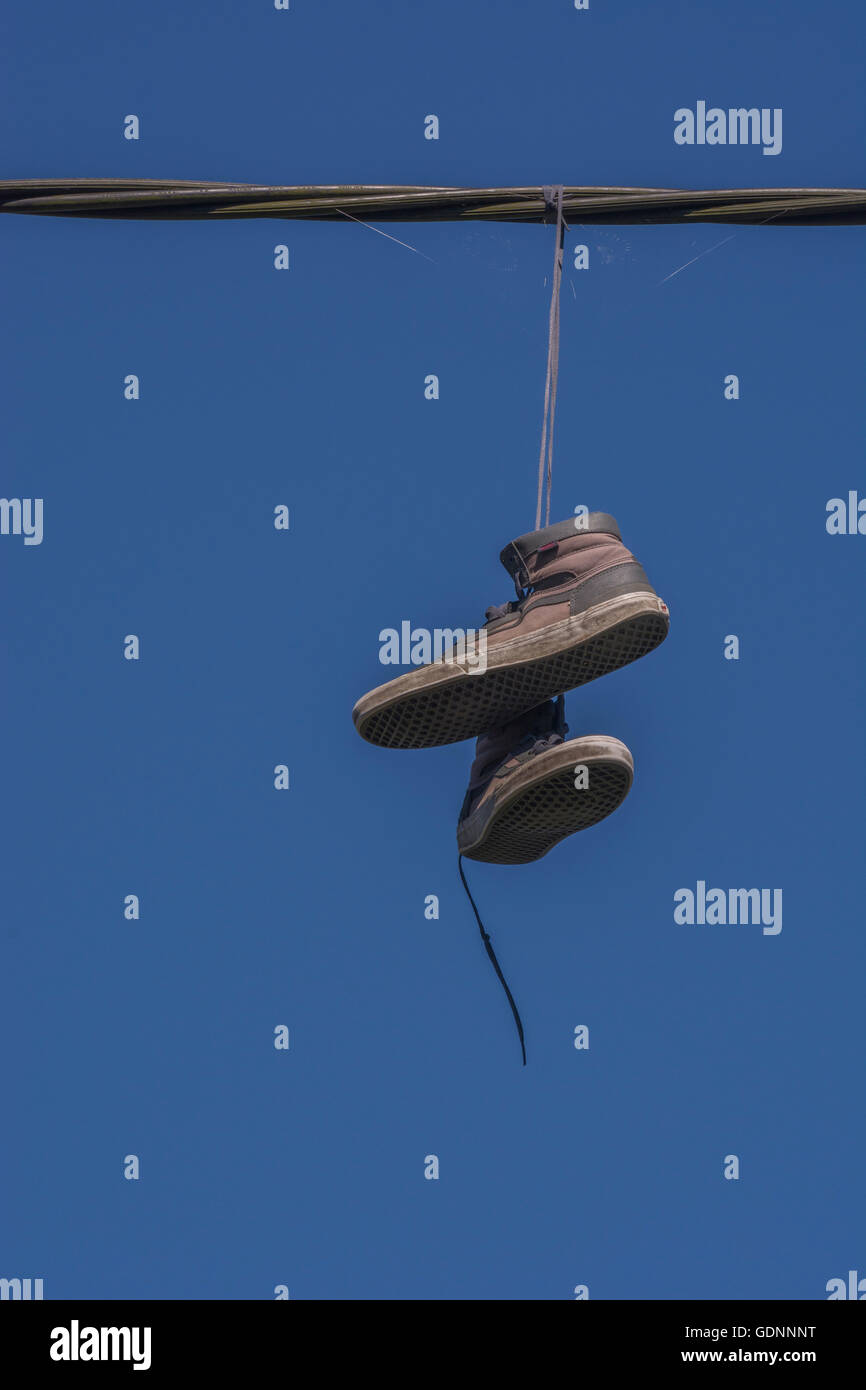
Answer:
[484,539,546,624]
[458,854,527,1066]
[484,600,517,623]
[492,730,563,777]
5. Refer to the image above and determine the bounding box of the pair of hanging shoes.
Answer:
[353,511,669,861]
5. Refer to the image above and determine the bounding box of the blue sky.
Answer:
[2,0,864,1300]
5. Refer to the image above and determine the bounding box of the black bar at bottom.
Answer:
[0,1299,861,1375]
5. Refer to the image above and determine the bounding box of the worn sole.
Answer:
[353,592,669,749]
[458,737,634,864]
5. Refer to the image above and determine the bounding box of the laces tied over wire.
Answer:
[535,185,567,531]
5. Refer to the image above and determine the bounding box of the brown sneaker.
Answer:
[353,512,668,749]
[456,699,634,864]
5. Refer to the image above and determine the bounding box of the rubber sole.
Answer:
[458,737,634,864]
[353,592,669,749]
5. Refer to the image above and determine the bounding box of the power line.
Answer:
[1,181,864,225]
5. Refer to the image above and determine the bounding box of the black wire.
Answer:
[2,182,864,226]
[458,854,527,1066]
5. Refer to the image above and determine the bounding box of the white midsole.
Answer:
[354,592,668,725]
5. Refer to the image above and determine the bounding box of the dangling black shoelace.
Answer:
[458,854,526,1066]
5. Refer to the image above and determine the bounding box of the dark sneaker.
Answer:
[353,512,668,749]
[457,699,633,864]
